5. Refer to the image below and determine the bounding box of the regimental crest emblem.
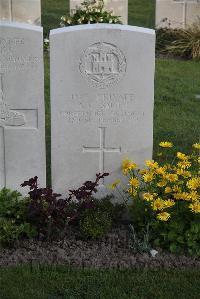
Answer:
[79,42,127,89]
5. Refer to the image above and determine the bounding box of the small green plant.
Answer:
[44,38,49,52]
[129,223,151,254]
[0,219,35,247]
[80,207,112,239]
[79,196,124,239]
[0,188,36,246]
[60,0,122,27]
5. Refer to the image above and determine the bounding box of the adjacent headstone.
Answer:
[70,0,128,24]
[0,22,46,193]
[156,0,200,29]
[0,0,41,26]
[50,24,155,196]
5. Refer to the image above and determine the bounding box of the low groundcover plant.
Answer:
[111,142,200,256]
[0,188,36,246]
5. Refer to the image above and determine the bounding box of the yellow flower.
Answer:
[143,172,154,183]
[189,201,200,213]
[192,143,200,150]
[177,152,189,160]
[145,160,159,169]
[128,187,137,197]
[157,180,167,187]
[176,169,191,178]
[152,198,165,211]
[164,199,175,208]
[139,169,147,175]
[164,173,178,182]
[122,159,137,175]
[165,186,172,193]
[109,179,121,190]
[188,191,200,202]
[157,212,170,221]
[129,177,139,188]
[159,141,173,148]
[177,161,191,169]
[143,192,154,202]
[174,192,190,201]
[155,167,166,175]
[172,185,182,193]
[187,177,200,190]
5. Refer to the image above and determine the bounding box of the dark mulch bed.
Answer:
[0,226,199,269]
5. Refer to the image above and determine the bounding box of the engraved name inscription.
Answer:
[0,37,41,73]
[60,93,144,124]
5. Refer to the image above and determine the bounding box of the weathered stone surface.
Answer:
[50,24,155,196]
[0,0,41,26]
[0,22,46,193]
[70,0,128,24]
[156,0,200,29]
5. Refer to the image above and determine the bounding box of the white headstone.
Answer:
[156,0,200,29]
[70,0,128,24]
[50,24,155,196]
[0,0,41,26]
[0,22,46,193]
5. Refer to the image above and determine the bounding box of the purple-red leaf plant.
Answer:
[21,173,109,240]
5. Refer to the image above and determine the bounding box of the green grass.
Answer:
[154,58,200,155]
[0,265,200,299]
[41,0,69,37]
[128,0,155,28]
[41,0,155,36]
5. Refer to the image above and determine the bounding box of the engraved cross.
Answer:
[83,127,121,183]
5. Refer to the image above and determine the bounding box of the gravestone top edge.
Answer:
[50,24,155,37]
[0,21,43,32]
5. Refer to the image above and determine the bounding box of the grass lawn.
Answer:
[1,265,200,299]
[154,58,200,155]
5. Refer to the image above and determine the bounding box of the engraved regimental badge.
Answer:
[79,42,126,89]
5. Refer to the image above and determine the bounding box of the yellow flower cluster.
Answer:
[159,141,173,148]
[192,143,200,150]
[122,159,137,175]
[117,142,200,222]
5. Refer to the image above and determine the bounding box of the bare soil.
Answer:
[0,226,199,269]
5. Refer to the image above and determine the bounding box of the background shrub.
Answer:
[156,23,200,60]
[60,0,122,27]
